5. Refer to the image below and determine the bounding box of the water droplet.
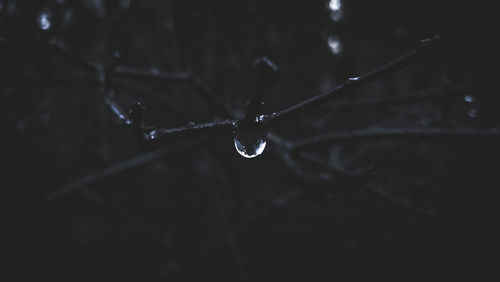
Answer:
[468,108,478,118]
[464,95,475,103]
[348,77,360,81]
[233,119,268,158]
[38,10,51,31]
[327,36,342,55]
[234,134,267,158]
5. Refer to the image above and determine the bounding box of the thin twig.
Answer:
[292,127,500,151]
[205,157,249,282]
[98,46,237,144]
[264,35,442,126]
[115,67,192,81]
[269,132,374,179]
[1,74,99,86]
[329,85,465,110]
[43,144,194,202]
[363,183,435,217]
[145,119,235,143]
[313,85,465,128]
[188,76,235,118]
[297,152,372,179]
[297,151,436,216]
[41,39,101,73]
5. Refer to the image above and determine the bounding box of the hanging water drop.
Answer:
[234,132,267,158]
[233,117,268,158]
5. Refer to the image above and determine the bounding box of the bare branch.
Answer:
[43,144,194,202]
[297,152,373,179]
[115,67,192,81]
[264,35,442,126]
[328,85,465,110]
[296,149,436,216]
[268,132,364,180]
[363,184,435,217]
[144,119,236,144]
[188,76,236,118]
[292,127,500,151]
[41,39,100,73]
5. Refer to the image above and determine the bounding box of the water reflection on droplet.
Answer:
[327,36,342,55]
[149,130,157,140]
[255,114,265,122]
[464,95,475,103]
[468,108,478,118]
[38,10,51,31]
[234,134,267,158]
[233,117,268,158]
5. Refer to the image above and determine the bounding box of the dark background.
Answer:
[2,0,500,280]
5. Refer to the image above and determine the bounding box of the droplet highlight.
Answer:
[149,130,157,140]
[234,134,267,158]
[38,10,51,31]
[233,118,268,158]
